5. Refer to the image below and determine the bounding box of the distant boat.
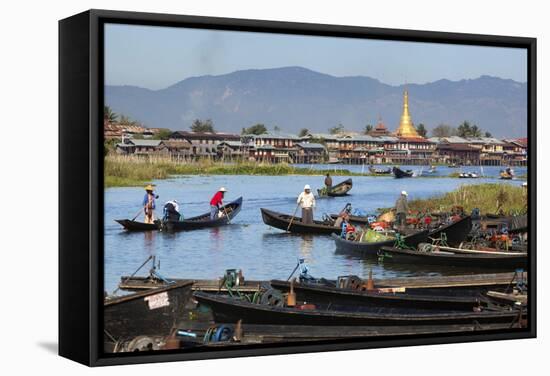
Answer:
[427,165,437,174]
[368,166,392,175]
[448,163,460,168]
[318,178,353,197]
[500,168,514,180]
[392,166,414,178]
[458,172,479,179]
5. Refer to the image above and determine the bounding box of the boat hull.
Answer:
[269,280,482,311]
[429,215,472,247]
[392,167,414,178]
[104,281,193,341]
[378,246,528,269]
[261,208,340,235]
[332,230,429,255]
[318,178,353,197]
[194,292,523,326]
[163,197,243,231]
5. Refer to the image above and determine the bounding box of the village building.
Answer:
[217,140,256,161]
[246,133,300,163]
[116,139,166,156]
[169,131,240,159]
[295,142,327,163]
[502,138,528,166]
[368,117,391,137]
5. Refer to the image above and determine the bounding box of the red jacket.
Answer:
[210,191,224,207]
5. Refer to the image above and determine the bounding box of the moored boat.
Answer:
[194,291,524,326]
[429,215,472,247]
[392,166,414,178]
[317,178,353,197]
[368,166,392,175]
[260,208,340,235]
[377,245,527,269]
[332,229,429,255]
[104,281,194,341]
[269,279,484,311]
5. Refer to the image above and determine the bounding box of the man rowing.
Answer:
[297,184,316,224]
[210,187,227,220]
[163,200,181,222]
[324,173,333,189]
[142,184,157,224]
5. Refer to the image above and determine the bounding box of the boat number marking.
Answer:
[144,292,170,310]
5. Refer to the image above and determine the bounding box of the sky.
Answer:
[104,23,527,90]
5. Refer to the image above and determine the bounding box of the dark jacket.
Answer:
[325,176,333,187]
[395,196,408,214]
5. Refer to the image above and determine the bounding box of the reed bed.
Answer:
[104,155,363,187]
[407,183,527,215]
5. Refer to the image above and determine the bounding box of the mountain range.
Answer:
[105,66,527,138]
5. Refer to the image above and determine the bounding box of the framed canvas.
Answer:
[59,9,536,366]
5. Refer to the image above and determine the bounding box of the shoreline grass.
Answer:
[105,155,371,187]
[402,183,527,215]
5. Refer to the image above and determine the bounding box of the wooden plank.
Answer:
[119,272,525,291]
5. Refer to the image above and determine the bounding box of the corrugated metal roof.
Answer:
[297,142,326,149]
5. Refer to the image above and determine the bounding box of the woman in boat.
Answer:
[297,185,316,224]
[210,187,227,220]
[395,190,409,228]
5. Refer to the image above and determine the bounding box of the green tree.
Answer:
[431,124,456,138]
[329,124,345,135]
[416,123,428,137]
[156,128,173,140]
[298,128,310,137]
[104,105,118,123]
[457,121,472,137]
[364,124,374,134]
[190,119,215,133]
[273,125,281,133]
[242,123,268,135]
[485,131,492,138]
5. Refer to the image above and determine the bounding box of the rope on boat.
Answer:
[112,255,153,296]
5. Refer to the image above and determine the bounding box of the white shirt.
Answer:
[297,191,316,209]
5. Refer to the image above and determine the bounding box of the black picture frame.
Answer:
[59,9,537,367]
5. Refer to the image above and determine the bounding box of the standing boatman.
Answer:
[297,184,316,224]
[324,173,333,189]
[395,190,409,228]
[210,187,227,220]
[143,184,157,224]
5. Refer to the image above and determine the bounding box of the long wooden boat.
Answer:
[163,196,243,231]
[317,178,353,197]
[114,219,161,232]
[328,214,471,247]
[194,291,523,326]
[378,246,528,269]
[115,197,242,232]
[392,166,414,178]
[104,281,194,341]
[261,208,340,235]
[269,280,484,311]
[332,229,429,255]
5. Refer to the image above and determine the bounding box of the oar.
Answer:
[222,205,231,224]
[287,202,301,232]
[131,206,146,221]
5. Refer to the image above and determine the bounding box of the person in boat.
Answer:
[324,173,332,189]
[142,184,157,224]
[395,190,409,228]
[163,200,181,222]
[210,187,227,220]
[297,184,316,224]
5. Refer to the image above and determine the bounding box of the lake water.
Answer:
[104,165,526,294]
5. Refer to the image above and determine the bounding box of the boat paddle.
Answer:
[222,205,231,224]
[131,206,145,221]
[287,201,301,232]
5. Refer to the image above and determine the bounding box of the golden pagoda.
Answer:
[395,89,420,138]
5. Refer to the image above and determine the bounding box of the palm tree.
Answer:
[104,106,118,123]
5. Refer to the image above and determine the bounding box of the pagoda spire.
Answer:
[395,88,420,138]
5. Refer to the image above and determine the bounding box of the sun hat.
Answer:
[304,184,311,190]
[219,187,228,192]
[145,184,155,191]
[401,190,408,196]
